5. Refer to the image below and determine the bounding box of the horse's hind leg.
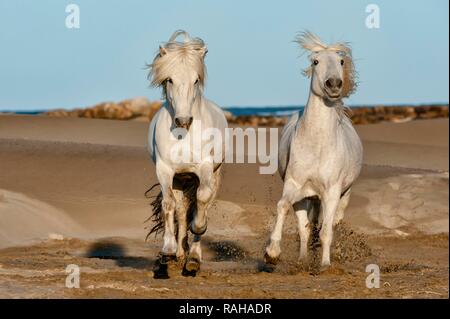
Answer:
[173,189,189,261]
[319,187,341,268]
[333,187,351,226]
[293,199,313,262]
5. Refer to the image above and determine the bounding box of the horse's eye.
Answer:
[194,78,199,84]
[313,60,319,65]
[340,59,344,66]
[166,78,173,84]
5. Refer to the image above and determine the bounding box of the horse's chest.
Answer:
[288,140,343,183]
[156,127,222,173]
[293,138,340,165]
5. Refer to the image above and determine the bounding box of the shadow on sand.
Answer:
[85,240,155,269]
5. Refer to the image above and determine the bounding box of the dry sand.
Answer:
[0,115,448,298]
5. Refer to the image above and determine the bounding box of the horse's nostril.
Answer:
[175,117,193,128]
[325,78,342,90]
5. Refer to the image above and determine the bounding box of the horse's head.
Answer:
[296,31,357,103]
[148,30,208,130]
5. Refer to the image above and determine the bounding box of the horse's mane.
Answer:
[295,31,358,100]
[147,30,207,90]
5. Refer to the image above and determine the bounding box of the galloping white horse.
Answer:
[265,31,363,270]
[147,30,227,277]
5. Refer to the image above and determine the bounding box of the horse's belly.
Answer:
[299,181,319,198]
[172,162,199,174]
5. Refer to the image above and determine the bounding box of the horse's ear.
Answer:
[159,45,167,57]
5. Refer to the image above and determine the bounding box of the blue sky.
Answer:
[0,0,448,111]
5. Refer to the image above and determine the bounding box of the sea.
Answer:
[1,104,446,117]
[3,106,305,117]
[224,106,303,117]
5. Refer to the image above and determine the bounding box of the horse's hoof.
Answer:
[182,257,200,277]
[152,253,177,279]
[153,261,169,279]
[182,268,198,277]
[185,257,200,272]
[261,263,276,273]
[264,252,279,266]
[190,223,207,236]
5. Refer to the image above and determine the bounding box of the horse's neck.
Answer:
[191,95,205,119]
[298,92,340,139]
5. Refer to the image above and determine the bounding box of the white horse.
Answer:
[265,31,363,270]
[147,30,227,278]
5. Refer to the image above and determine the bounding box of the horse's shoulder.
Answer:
[285,111,301,132]
[203,99,228,126]
[204,99,223,113]
[278,111,301,179]
[148,105,171,162]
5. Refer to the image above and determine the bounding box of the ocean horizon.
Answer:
[1,103,448,117]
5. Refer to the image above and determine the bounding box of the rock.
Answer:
[121,97,151,114]
[43,101,448,126]
[48,233,64,240]
[394,229,409,237]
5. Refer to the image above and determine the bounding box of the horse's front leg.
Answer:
[190,162,217,235]
[320,186,341,268]
[183,234,202,276]
[156,161,177,258]
[265,179,301,266]
[152,161,177,279]
[183,163,220,277]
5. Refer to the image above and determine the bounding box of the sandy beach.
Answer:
[0,115,448,298]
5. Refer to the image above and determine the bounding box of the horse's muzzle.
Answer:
[324,77,343,100]
[174,116,193,130]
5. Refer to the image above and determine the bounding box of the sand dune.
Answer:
[0,189,83,248]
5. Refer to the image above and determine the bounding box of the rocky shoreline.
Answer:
[41,97,448,126]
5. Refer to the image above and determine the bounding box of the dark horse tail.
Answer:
[144,173,200,240]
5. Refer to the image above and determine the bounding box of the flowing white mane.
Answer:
[295,31,357,98]
[148,30,208,89]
